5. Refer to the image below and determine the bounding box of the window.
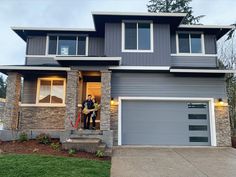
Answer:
[47,35,88,56]
[177,33,204,54]
[188,103,207,109]
[122,21,153,52]
[189,137,208,142]
[37,78,66,104]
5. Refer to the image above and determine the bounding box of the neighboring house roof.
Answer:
[12,11,233,41]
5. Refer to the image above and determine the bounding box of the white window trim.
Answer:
[118,97,216,147]
[176,32,205,55]
[36,77,66,105]
[46,35,89,57]
[122,21,154,53]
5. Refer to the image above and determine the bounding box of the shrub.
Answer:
[19,132,28,142]
[36,133,52,145]
[68,149,77,156]
[96,150,104,158]
[50,142,60,151]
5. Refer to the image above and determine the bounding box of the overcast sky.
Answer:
[0,0,235,65]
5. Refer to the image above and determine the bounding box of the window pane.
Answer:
[39,80,51,103]
[77,36,86,55]
[51,80,64,103]
[191,34,202,53]
[125,23,137,50]
[58,36,76,55]
[179,33,190,53]
[189,137,208,142]
[48,36,57,55]
[138,23,151,50]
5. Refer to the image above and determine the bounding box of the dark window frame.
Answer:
[47,35,88,56]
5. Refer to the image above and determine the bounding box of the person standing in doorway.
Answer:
[82,95,94,129]
[91,98,100,130]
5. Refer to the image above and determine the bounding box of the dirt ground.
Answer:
[0,139,110,161]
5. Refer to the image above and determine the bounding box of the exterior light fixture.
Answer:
[218,98,224,105]
[111,97,115,105]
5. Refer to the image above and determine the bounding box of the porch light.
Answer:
[215,98,228,107]
[111,98,115,105]
[218,98,224,105]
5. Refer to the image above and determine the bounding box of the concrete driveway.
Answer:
[111,147,236,177]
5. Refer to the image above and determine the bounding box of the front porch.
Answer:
[0,66,113,151]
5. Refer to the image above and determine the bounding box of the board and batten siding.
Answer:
[105,23,171,66]
[111,72,226,98]
[27,36,47,55]
[88,37,105,56]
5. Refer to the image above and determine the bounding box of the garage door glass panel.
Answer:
[189,137,208,142]
[188,114,207,120]
[188,103,207,109]
[189,125,207,131]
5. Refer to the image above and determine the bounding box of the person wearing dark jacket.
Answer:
[82,95,94,129]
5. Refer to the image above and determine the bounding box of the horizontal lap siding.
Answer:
[105,23,171,66]
[111,73,226,98]
[171,56,217,67]
[26,57,60,66]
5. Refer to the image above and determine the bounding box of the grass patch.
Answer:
[0,154,111,177]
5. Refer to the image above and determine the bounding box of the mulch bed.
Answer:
[0,139,110,161]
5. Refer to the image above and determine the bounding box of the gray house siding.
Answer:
[26,57,59,66]
[105,23,171,66]
[27,36,46,55]
[88,37,104,56]
[111,72,226,98]
[171,56,217,68]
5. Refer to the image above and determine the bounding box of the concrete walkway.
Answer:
[111,147,236,177]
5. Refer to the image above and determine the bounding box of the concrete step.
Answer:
[62,138,101,153]
[72,130,103,136]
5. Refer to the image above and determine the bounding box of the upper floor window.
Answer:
[47,35,88,56]
[177,33,204,54]
[122,21,153,52]
[37,78,66,105]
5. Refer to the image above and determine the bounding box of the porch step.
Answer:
[62,138,101,153]
[72,130,103,136]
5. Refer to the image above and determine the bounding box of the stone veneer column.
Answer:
[215,104,232,146]
[3,72,21,130]
[65,70,80,130]
[100,70,111,131]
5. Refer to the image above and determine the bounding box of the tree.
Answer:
[0,75,6,98]
[147,0,204,24]
[218,23,236,130]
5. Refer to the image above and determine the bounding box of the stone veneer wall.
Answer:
[215,105,232,146]
[20,107,65,130]
[111,104,118,146]
[110,104,232,147]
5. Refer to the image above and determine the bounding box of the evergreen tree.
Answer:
[0,75,6,98]
[147,0,204,24]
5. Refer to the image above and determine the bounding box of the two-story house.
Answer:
[0,12,235,150]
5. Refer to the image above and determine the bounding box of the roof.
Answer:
[12,11,233,41]
[178,25,234,39]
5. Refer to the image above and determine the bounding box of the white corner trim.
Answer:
[171,54,217,57]
[109,66,170,70]
[54,56,122,61]
[0,66,71,71]
[170,69,236,74]
[118,97,216,147]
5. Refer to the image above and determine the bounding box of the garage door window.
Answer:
[189,125,208,131]
[188,103,207,109]
[188,114,207,120]
[189,137,208,142]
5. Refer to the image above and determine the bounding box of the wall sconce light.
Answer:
[111,97,115,105]
[218,98,224,105]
